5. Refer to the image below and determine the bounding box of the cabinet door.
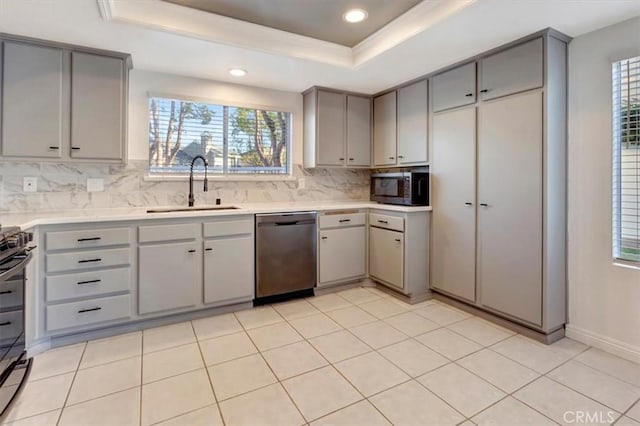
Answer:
[70,52,124,160]
[397,79,428,164]
[204,236,254,305]
[318,226,366,286]
[431,62,476,113]
[346,95,371,166]
[369,226,403,289]
[373,91,397,166]
[2,42,64,158]
[138,241,199,314]
[317,91,346,166]
[477,91,543,326]
[431,106,476,302]
[480,38,543,101]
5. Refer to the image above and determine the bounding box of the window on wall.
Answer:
[148,96,291,175]
[612,56,640,263]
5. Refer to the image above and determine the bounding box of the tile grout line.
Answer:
[55,341,88,425]
[190,319,225,426]
[138,331,143,426]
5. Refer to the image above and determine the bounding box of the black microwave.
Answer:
[370,171,429,206]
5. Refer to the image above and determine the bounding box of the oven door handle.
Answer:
[0,252,32,282]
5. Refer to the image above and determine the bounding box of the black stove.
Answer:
[0,226,34,421]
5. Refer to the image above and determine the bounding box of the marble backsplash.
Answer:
[0,160,371,212]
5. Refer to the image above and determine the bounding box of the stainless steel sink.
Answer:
[146,206,241,213]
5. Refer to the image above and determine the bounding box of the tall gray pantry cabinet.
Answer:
[430,31,568,341]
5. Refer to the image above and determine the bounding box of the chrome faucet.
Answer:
[188,155,208,207]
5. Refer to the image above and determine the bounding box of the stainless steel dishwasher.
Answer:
[255,212,317,300]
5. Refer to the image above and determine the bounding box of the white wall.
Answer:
[567,16,640,362]
[128,70,304,164]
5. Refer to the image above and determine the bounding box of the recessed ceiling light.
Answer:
[229,68,247,77]
[342,8,368,23]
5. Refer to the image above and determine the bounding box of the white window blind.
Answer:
[612,56,640,262]
[148,97,291,175]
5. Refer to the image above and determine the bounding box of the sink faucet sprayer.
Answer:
[188,155,208,207]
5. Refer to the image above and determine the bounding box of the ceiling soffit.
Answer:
[96,0,476,68]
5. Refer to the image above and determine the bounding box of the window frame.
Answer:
[146,92,294,179]
[612,56,640,265]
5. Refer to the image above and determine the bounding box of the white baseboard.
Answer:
[566,324,640,364]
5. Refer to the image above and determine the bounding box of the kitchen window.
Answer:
[148,96,291,175]
[612,56,639,263]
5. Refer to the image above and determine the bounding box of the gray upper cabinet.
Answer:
[316,90,346,166]
[70,52,124,160]
[303,88,370,168]
[0,35,129,162]
[397,79,428,165]
[1,42,65,158]
[346,95,371,166]
[431,62,476,113]
[373,91,397,166]
[480,37,543,101]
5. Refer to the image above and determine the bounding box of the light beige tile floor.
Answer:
[7,286,640,425]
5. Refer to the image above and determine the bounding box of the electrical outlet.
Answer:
[86,178,104,192]
[298,178,306,189]
[23,177,37,193]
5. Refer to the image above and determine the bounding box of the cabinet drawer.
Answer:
[0,311,23,345]
[319,212,366,229]
[46,268,131,302]
[46,247,130,273]
[46,294,131,332]
[46,228,131,251]
[0,280,23,310]
[203,218,253,238]
[369,213,404,232]
[139,223,199,243]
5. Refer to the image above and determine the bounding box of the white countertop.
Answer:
[0,201,431,229]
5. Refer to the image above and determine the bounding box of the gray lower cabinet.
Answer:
[203,217,254,306]
[318,212,366,287]
[1,41,64,158]
[368,211,430,301]
[41,225,133,334]
[70,52,124,160]
[0,35,129,162]
[430,106,476,303]
[138,234,200,315]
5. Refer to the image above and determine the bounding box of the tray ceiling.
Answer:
[163,0,423,47]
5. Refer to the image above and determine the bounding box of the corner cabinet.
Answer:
[0,35,130,163]
[368,210,430,302]
[373,79,428,167]
[430,32,568,338]
[303,88,371,168]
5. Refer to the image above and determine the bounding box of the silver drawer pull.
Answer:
[78,307,101,313]
[0,290,13,295]
[77,237,101,242]
[78,258,102,264]
[338,219,351,223]
[77,279,101,285]
[0,321,11,326]
[377,220,388,224]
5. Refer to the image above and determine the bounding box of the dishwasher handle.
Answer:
[275,221,299,226]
